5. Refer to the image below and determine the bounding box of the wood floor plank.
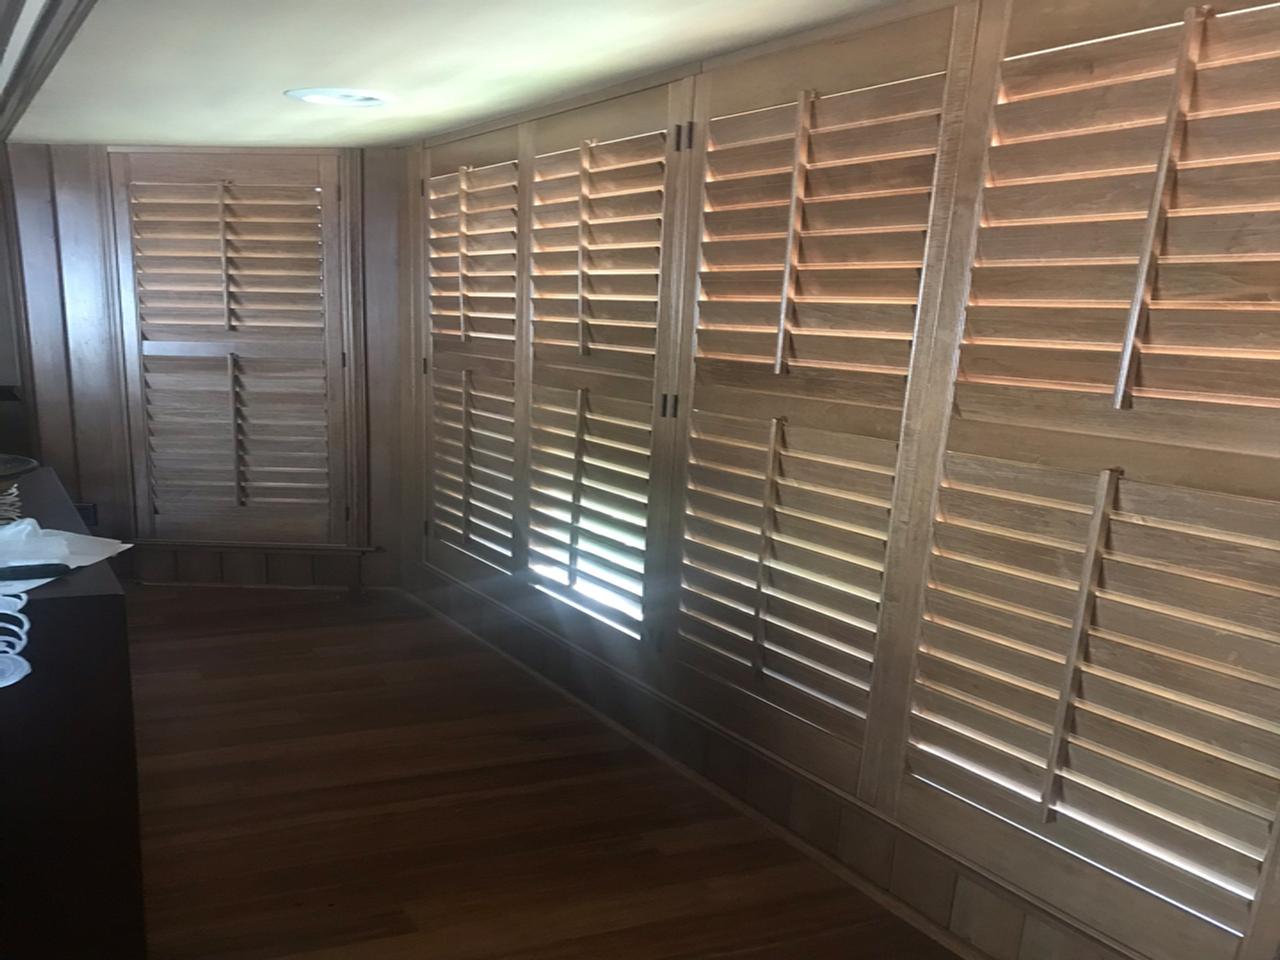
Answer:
[129,585,957,960]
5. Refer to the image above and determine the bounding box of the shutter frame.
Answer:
[111,149,353,546]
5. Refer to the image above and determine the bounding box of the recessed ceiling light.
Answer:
[284,88,390,107]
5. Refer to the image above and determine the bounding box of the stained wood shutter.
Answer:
[425,152,522,573]
[113,152,349,544]
[525,100,679,638]
[412,6,1280,956]
[883,7,1280,960]
[669,7,965,755]
[906,456,1278,954]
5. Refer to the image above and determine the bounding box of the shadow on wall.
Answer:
[0,387,32,456]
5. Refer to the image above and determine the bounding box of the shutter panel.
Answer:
[883,7,1280,959]
[670,7,964,751]
[909,454,1275,945]
[526,103,677,638]
[965,4,1280,421]
[426,155,522,572]
[114,152,348,544]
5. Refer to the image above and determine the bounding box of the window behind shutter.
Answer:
[113,152,349,545]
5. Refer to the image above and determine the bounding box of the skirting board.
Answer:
[127,542,371,589]
[405,562,1137,960]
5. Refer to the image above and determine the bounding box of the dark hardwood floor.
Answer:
[128,585,957,960]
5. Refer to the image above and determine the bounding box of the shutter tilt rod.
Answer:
[567,387,589,587]
[1037,466,1123,823]
[749,417,784,675]
[228,351,247,506]
[1113,5,1206,410]
[460,369,474,544]
[218,179,231,331]
[576,140,593,357]
[775,91,814,375]
[457,166,470,344]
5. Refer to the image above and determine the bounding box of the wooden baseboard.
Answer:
[125,542,368,589]
[402,562,1140,960]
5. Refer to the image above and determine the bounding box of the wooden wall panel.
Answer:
[51,145,132,535]
[361,147,408,586]
[9,143,78,487]
[0,148,36,455]
[9,143,131,534]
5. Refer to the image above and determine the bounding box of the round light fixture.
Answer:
[284,88,390,107]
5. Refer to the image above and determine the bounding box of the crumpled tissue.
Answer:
[0,518,131,593]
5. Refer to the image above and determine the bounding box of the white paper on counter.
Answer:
[0,519,131,593]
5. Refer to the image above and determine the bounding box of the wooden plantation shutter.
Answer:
[525,89,682,638]
[411,6,1280,956]
[667,6,971,763]
[873,6,1280,959]
[112,151,350,545]
[424,138,523,573]
[901,456,1279,958]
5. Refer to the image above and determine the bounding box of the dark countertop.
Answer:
[1,465,146,958]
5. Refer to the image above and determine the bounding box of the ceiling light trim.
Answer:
[284,87,391,107]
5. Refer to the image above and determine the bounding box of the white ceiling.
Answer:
[12,0,877,146]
